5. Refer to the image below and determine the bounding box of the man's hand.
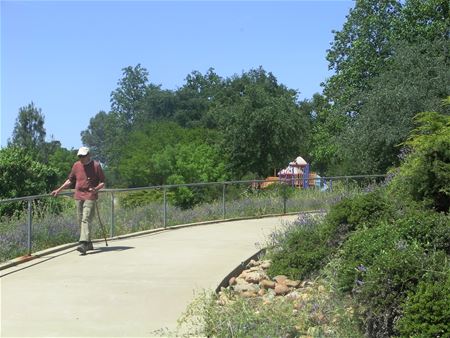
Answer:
[51,179,71,197]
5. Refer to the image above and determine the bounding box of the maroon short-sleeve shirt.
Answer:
[68,160,105,200]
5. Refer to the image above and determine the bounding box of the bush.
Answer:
[120,190,163,209]
[0,147,59,217]
[266,214,333,280]
[325,188,395,232]
[333,207,450,337]
[388,112,450,212]
[396,270,450,338]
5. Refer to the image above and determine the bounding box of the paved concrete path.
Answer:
[1,215,298,337]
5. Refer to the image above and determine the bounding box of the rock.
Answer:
[247,259,260,267]
[273,275,288,284]
[274,283,290,296]
[245,271,268,284]
[257,288,266,296]
[229,277,237,286]
[259,279,276,289]
[233,283,260,293]
[285,279,300,288]
[248,266,261,272]
[241,291,257,298]
[235,277,248,285]
[260,260,271,269]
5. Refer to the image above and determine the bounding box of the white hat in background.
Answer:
[77,146,90,156]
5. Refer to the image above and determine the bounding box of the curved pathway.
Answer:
[1,215,298,337]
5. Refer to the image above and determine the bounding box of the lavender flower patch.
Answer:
[0,221,29,261]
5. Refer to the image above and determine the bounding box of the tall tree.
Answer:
[324,0,402,116]
[9,102,46,151]
[80,110,121,165]
[110,64,149,127]
[215,67,309,178]
[339,38,450,174]
[174,68,224,128]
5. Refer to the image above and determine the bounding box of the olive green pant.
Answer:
[76,200,96,242]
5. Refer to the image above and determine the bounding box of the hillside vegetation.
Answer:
[179,112,450,337]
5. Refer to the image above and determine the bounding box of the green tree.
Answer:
[137,84,177,124]
[47,146,77,182]
[338,38,450,174]
[81,110,122,165]
[110,64,149,127]
[215,67,309,178]
[174,68,225,128]
[324,0,401,116]
[396,0,449,43]
[0,147,59,216]
[9,102,47,151]
[115,121,222,187]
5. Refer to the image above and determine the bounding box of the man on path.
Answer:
[52,146,105,255]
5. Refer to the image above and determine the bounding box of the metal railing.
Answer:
[0,175,385,262]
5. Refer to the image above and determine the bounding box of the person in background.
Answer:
[52,146,105,255]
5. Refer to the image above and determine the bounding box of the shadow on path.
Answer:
[87,246,134,255]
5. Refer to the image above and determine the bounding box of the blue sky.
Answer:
[1,0,354,150]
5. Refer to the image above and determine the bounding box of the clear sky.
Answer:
[1,0,354,150]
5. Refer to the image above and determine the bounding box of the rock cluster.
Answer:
[221,259,313,303]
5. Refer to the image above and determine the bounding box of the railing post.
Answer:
[163,187,167,228]
[222,183,226,219]
[282,184,287,214]
[110,192,115,238]
[27,199,32,255]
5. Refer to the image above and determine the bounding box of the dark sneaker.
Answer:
[86,241,94,251]
[76,242,87,255]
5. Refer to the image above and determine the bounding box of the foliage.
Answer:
[215,67,310,178]
[174,68,224,128]
[80,110,123,165]
[9,102,47,151]
[47,146,77,182]
[324,188,395,232]
[119,190,163,209]
[324,0,401,116]
[266,213,333,280]
[0,147,59,216]
[179,290,302,337]
[340,39,449,174]
[396,270,450,338]
[179,284,362,338]
[388,111,450,212]
[316,0,449,175]
[116,121,227,194]
[110,64,149,127]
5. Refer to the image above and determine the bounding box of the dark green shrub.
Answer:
[267,215,336,280]
[267,227,330,279]
[335,221,403,292]
[120,190,162,209]
[388,112,450,212]
[356,245,434,337]
[394,209,450,254]
[335,207,450,337]
[325,189,394,232]
[396,270,450,338]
